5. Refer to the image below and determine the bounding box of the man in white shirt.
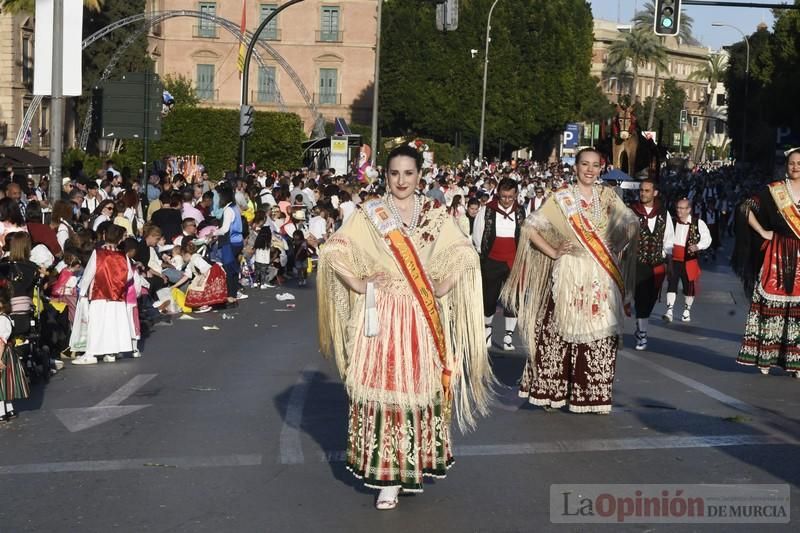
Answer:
[631,180,674,350]
[471,178,526,351]
[664,198,712,323]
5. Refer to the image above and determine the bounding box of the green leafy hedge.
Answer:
[73,108,307,180]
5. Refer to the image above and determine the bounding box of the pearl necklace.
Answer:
[785,179,800,207]
[572,185,601,228]
[386,194,422,235]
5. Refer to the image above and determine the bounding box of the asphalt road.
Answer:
[1,247,799,532]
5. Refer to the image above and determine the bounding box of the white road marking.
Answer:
[319,434,790,463]
[621,351,757,414]
[279,366,317,465]
[0,454,262,475]
[53,374,158,432]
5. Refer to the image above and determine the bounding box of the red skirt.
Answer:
[185,264,228,308]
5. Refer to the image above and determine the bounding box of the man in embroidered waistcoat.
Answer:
[664,199,712,323]
[72,224,134,365]
[632,179,674,350]
[471,178,526,350]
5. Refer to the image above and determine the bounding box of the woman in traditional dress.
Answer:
[317,145,494,510]
[501,147,638,414]
[735,149,800,378]
[172,240,228,312]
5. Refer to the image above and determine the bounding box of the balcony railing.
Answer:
[252,90,279,104]
[316,30,343,43]
[258,28,282,41]
[193,25,219,39]
[314,92,342,106]
[197,88,219,102]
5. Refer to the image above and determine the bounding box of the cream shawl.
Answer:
[317,198,495,431]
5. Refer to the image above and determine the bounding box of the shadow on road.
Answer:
[273,370,371,495]
[633,396,800,487]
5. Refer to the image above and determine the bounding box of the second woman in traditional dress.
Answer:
[735,149,800,378]
[317,145,494,510]
[501,147,638,414]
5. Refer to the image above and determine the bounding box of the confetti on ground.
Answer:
[202,325,220,331]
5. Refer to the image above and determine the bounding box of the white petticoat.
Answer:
[85,300,134,356]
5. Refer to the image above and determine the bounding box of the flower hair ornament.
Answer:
[784,147,800,157]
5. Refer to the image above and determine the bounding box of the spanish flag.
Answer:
[237,0,246,78]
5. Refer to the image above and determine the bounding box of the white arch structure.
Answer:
[15,10,326,148]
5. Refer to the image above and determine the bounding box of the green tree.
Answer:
[688,53,727,161]
[109,108,307,179]
[632,1,697,131]
[163,74,199,109]
[379,0,597,159]
[641,77,686,151]
[606,27,667,106]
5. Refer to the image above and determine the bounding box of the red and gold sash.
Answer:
[768,181,800,240]
[554,188,625,297]
[362,200,448,368]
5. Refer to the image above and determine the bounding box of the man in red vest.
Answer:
[664,199,712,323]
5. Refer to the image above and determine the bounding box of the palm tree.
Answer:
[0,0,103,13]
[633,1,698,131]
[606,27,667,106]
[688,53,728,162]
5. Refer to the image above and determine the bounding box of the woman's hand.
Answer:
[441,371,452,401]
[554,241,575,259]
[433,276,456,298]
[760,229,774,241]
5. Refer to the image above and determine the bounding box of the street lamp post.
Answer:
[239,0,306,177]
[478,0,502,164]
[712,22,749,163]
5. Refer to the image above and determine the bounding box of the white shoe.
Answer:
[759,367,769,375]
[195,305,213,314]
[792,371,800,379]
[102,355,117,363]
[132,350,142,358]
[503,331,515,351]
[681,309,691,322]
[236,291,249,300]
[72,354,97,365]
[53,359,64,370]
[276,293,296,301]
[662,307,673,323]
[375,487,400,510]
[635,331,647,351]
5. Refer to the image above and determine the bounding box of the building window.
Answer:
[318,67,338,104]
[716,93,726,106]
[21,36,33,87]
[257,66,277,103]
[259,4,280,40]
[318,6,342,42]
[196,64,215,100]
[197,2,217,38]
[715,120,726,135]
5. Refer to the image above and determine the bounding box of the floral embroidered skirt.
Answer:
[737,289,800,372]
[345,398,453,492]
[518,296,618,414]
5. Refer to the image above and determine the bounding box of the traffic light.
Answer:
[239,104,254,137]
[680,109,688,124]
[654,0,682,37]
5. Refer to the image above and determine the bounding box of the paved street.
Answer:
[2,248,799,532]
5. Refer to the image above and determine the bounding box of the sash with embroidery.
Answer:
[553,188,626,297]
[361,200,448,370]
[768,181,800,240]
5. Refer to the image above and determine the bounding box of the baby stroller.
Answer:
[11,281,52,384]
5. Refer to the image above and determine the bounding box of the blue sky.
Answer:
[590,0,774,50]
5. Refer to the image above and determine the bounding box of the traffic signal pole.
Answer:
[49,0,64,202]
[239,0,306,179]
